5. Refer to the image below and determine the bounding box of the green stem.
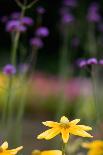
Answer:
[2,76,12,126]
[62,143,66,155]
[56,30,68,119]
[11,7,25,66]
[91,65,100,126]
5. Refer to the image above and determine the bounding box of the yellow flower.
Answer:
[32,150,62,155]
[82,140,103,155]
[0,141,23,155]
[37,116,93,143]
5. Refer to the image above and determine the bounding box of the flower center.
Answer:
[60,123,69,128]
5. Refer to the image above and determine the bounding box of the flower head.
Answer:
[6,20,27,32]
[35,27,49,38]
[87,58,98,65]
[0,141,23,155]
[87,2,101,22]
[63,0,77,7]
[30,37,43,48]
[36,6,46,14]
[82,140,103,155]
[3,64,16,75]
[99,59,103,65]
[61,11,74,24]
[37,116,93,143]
[32,150,62,155]
[20,17,34,26]
[77,59,87,68]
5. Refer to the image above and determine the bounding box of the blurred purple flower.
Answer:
[1,16,8,23]
[87,2,101,22]
[3,64,16,75]
[21,17,34,26]
[11,12,21,19]
[6,20,27,32]
[35,27,49,37]
[30,37,43,48]
[61,12,74,24]
[36,6,46,14]
[99,59,103,65]
[71,36,80,47]
[77,59,87,68]
[63,0,77,7]
[87,58,98,65]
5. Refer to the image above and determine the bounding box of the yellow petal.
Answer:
[77,125,92,131]
[69,119,80,126]
[87,149,102,155]
[61,129,70,143]
[60,116,69,124]
[32,150,41,155]
[41,150,62,155]
[1,142,8,150]
[37,128,60,140]
[42,121,59,128]
[70,128,93,138]
[8,146,23,155]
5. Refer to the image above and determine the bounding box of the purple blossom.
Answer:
[3,64,16,75]
[87,2,101,22]
[11,12,21,19]
[36,6,46,14]
[6,20,27,32]
[63,0,77,7]
[61,12,74,24]
[77,59,87,68]
[21,17,34,26]
[35,27,49,37]
[87,58,98,65]
[99,59,103,65]
[30,37,43,48]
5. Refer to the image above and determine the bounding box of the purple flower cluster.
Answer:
[35,27,49,37]
[63,0,77,7]
[77,58,103,68]
[30,37,43,48]
[6,20,27,32]
[2,12,34,33]
[3,64,16,75]
[87,2,101,22]
[60,0,76,25]
[30,26,49,48]
[36,6,46,14]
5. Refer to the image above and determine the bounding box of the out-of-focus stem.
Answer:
[11,7,25,66]
[2,76,12,126]
[91,65,100,126]
[62,143,66,155]
[56,28,69,119]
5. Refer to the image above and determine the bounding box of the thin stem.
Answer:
[62,142,66,155]
[56,29,68,119]
[11,7,25,66]
[26,0,39,9]
[2,76,12,126]
[91,65,101,126]
[15,0,23,8]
